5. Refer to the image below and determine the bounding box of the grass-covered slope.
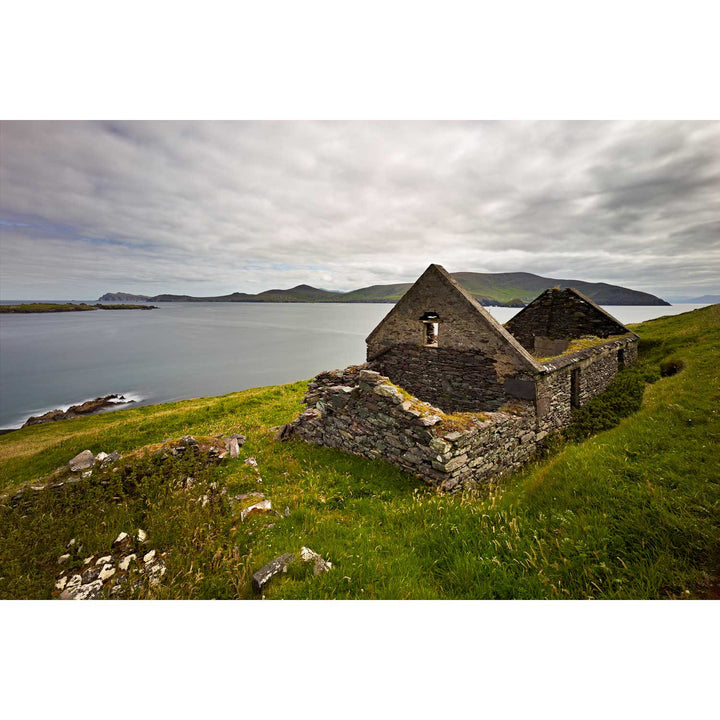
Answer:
[0,305,717,599]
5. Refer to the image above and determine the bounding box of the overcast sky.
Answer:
[1,120,718,300]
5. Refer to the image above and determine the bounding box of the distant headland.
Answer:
[1,303,157,314]
[99,271,670,307]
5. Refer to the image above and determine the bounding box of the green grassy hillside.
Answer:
[340,272,668,305]
[452,272,670,305]
[0,305,717,599]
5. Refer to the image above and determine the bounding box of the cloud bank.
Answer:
[1,121,718,299]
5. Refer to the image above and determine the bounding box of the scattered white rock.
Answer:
[98,564,116,582]
[299,547,318,563]
[66,574,82,590]
[137,529,147,543]
[64,579,104,600]
[240,499,272,522]
[81,471,92,478]
[55,529,166,599]
[300,546,333,575]
[95,451,109,463]
[112,532,129,547]
[67,538,76,549]
[244,457,258,468]
[118,554,136,571]
[57,553,70,565]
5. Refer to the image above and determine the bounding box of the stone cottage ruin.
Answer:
[282,264,638,491]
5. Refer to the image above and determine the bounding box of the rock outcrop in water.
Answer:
[22,394,134,427]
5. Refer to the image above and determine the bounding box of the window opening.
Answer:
[617,348,625,371]
[570,368,581,408]
[424,322,439,346]
[420,311,440,347]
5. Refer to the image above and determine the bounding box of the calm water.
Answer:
[0,302,707,428]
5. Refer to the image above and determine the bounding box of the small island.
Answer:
[0,303,157,314]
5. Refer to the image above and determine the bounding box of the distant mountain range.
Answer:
[99,272,671,307]
[667,294,720,304]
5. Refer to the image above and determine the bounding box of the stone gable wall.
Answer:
[367,265,532,369]
[366,265,543,414]
[505,288,628,351]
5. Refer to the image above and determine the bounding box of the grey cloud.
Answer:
[1,120,719,299]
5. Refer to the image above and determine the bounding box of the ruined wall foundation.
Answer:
[287,367,542,492]
[284,334,638,492]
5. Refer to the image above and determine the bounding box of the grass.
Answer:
[0,305,718,599]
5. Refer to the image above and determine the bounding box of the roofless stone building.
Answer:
[280,264,638,491]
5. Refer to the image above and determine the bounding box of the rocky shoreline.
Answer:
[22,394,135,428]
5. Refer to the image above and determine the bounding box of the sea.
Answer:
[0,301,709,429]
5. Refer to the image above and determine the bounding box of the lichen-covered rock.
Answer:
[240,499,272,522]
[68,450,94,472]
[252,553,295,593]
[300,547,333,575]
[273,424,295,442]
[102,450,121,466]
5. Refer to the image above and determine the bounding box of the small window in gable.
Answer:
[420,312,439,347]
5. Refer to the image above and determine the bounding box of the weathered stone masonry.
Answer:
[283,264,639,491]
[505,286,630,354]
[289,366,541,492]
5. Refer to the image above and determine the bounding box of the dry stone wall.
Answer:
[288,366,542,491]
[535,336,638,431]
[370,345,511,412]
[287,334,638,491]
